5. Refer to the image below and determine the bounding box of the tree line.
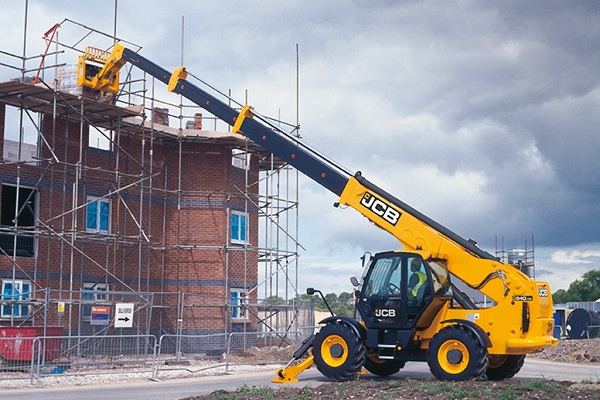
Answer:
[301,291,356,318]
[551,269,600,304]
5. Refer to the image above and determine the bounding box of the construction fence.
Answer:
[0,329,318,387]
[3,324,599,388]
[0,291,322,387]
[533,324,600,363]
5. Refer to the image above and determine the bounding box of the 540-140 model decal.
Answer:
[360,192,402,226]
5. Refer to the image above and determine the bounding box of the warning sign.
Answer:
[91,306,110,325]
[114,303,134,328]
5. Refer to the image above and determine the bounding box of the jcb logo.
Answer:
[375,309,396,317]
[360,192,401,226]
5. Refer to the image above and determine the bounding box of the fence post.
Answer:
[30,337,41,387]
[225,332,233,372]
[152,335,163,380]
[587,324,600,361]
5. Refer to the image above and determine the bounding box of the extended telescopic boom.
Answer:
[83,43,497,262]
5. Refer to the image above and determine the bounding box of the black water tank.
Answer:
[565,308,600,339]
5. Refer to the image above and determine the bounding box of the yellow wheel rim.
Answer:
[321,334,349,367]
[438,339,469,375]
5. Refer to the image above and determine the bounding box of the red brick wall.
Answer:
[0,112,261,332]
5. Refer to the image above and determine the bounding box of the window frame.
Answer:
[230,289,248,321]
[231,149,251,170]
[86,196,111,233]
[89,127,113,151]
[1,280,31,319]
[82,283,109,320]
[230,210,248,244]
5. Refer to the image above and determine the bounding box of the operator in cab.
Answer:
[408,258,427,299]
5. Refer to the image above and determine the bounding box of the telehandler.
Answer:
[78,43,558,382]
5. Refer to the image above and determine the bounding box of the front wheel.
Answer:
[486,354,525,380]
[427,325,488,381]
[312,323,366,381]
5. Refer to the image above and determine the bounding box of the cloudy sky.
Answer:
[1,1,599,297]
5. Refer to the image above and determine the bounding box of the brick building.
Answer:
[0,79,295,337]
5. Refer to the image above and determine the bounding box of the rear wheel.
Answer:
[312,323,366,381]
[486,354,525,380]
[427,325,488,381]
[364,356,405,377]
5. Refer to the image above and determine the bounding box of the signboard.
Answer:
[114,303,134,328]
[57,302,65,316]
[91,306,110,325]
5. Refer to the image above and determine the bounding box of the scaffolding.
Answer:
[0,14,305,340]
[495,235,536,279]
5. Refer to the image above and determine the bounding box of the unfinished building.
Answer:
[0,18,307,341]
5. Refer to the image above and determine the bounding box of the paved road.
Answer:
[3,358,600,400]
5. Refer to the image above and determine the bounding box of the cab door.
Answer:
[356,252,432,330]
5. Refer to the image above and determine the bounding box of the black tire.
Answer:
[364,356,405,377]
[312,323,366,381]
[485,354,525,381]
[427,325,488,381]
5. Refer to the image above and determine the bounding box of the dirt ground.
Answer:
[190,338,600,399]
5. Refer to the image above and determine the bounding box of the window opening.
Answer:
[230,211,248,244]
[0,184,36,257]
[89,127,113,150]
[82,283,108,319]
[1,280,31,318]
[2,106,40,162]
[86,196,110,233]
[231,149,251,170]
[230,289,248,320]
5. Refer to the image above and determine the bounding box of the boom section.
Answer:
[355,173,498,260]
[118,45,350,196]
[85,44,501,263]
[344,173,497,261]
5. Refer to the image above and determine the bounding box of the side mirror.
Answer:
[306,288,334,316]
[350,276,360,287]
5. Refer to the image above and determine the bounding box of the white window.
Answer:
[1,280,31,318]
[86,196,110,233]
[230,211,248,244]
[231,149,251,170]
[230,289,247,320]
[82,283,108,319]
[89,127,113,150]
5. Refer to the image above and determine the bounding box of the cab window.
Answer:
[363,255,402,297]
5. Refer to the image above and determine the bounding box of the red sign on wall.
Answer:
[91,306,110,325]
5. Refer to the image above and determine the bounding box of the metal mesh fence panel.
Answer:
[587,326,600,361]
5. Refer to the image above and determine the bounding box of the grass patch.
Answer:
[187,377,599,400]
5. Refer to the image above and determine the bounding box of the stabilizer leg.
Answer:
[271,334,316,383]
[271,355,314,383]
